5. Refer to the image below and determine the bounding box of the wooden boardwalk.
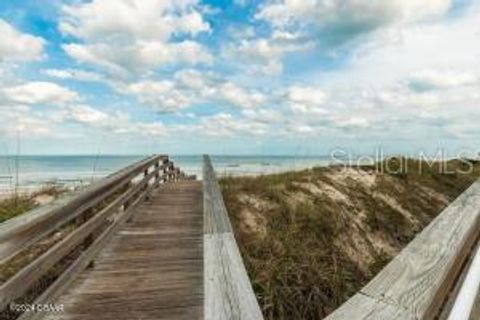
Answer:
[5,154,478,319]
[43,181,203,320]
[0,155,262,320]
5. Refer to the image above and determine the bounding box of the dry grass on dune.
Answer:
[0,186,67,223]
[0,186,69,284]
[219,158,480,320]
[0,196,36,224]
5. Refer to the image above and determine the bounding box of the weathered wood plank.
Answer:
[204,233,264,320]
[18,182,149,320]
[32,181,204,320]
[0,155,167,263]
[0,166,164,311]
[361,180,480,319]
[469,292,480,320]
[203,155,232,234]
[203,155,263,320]
[327,179,480,319]
[324,293,415,320]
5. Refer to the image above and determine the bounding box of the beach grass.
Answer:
[0,186,67,223]
[220,158,480,319]
[0,196,36,223]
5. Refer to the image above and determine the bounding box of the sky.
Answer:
[0,0,479,156]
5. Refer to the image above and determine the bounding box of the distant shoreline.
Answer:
[3,155,477,197]
[0,155,334,193]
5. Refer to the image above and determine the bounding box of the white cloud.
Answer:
[62,43,125,74]
[2,82,79,105]
[228,25,256,40]
[408,70,477,92]
[275,5,480,141]
[60,0,212,74]
[60,104,167,137]
[242,109,283,123]
[136,122,167,137]
[43,68,104,82]
[334,116,370,128]
[0,105,54,137]
[63,40,212,74]
[122,70,268,112]
[256,0,452,40]
[13,117,53,136]
[126,80,193,113]
[287,86,327,106]
[0,19,45,62]
[174,69,211,90]
[176,112,270,137]
[290,124,315,134]
[59,0,209,40]
[285,86,328,115]
[224,36,314,75]
[218,82,266,109]
[63,104,111,127]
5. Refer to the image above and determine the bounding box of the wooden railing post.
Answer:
[154,161,160,187]
[162,158,168,183]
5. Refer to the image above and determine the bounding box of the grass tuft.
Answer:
[0,196,37,223]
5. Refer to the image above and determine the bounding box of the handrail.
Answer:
[0,155,185,315]
[447,243,480,320]
[0,155,166,263]
[325,180,480,320]
[203,155,264,320]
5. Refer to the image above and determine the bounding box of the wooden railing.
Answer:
[325,180,480,320]
[203,155,264,320]
[0,155,185,317]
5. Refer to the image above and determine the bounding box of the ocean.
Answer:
[0,155,332,194]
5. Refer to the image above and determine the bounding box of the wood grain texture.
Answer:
[327,180,480,319]
[469,292,480,320]
[0,155,167,263]
[37,181,204,320]
[18,167,188,320]
[204,233,264,320]
[437,241,480,320]
[361,180,480,319]
[203,155,263,320]
[324,293,415,320]
[0,165,165,311]
[18,181,149,320]
[203,155,232,234]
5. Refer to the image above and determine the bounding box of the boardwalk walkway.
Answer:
[4,154,477,319]
[44,181,203,320]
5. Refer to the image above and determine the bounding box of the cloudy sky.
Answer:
[0,0,479,155]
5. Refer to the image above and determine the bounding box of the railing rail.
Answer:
[447,243,480,320]
[0,155,185,316]
[0,155,165,264]
[203,155,264,320]
[325,180,480,320]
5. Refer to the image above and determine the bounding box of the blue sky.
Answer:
[0,0,479,156]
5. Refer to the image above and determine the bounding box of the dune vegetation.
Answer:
[219,158,480,320]
[0,196,36,224]
[0,186,66,223]
[0,186,68,285]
